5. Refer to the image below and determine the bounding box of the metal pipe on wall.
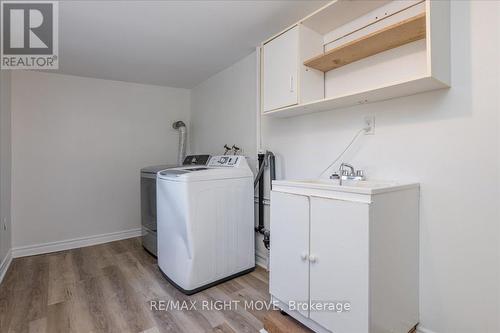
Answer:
[172,121,187,166]
[255,151,275,250]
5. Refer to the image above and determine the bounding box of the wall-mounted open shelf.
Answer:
[304,13,426,72]
[263,76,448,118]
[260,0,451,118]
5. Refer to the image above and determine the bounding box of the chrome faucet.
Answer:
[330,162,365,185]
[339,163,355,177]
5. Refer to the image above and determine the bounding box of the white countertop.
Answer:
[273,179,419,195]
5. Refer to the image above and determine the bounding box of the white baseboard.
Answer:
[417,326,438,333]
[12,228,142,258]
[0,249,13,285]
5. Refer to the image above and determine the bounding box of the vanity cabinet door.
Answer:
[262,26,299,112]
[309,197,370,332]
[269,191,309,317]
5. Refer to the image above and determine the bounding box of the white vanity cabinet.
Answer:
[269,192,310,318]
[270,180,420,333]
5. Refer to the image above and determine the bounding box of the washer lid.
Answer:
[141,164,176,174]
[141,155,210,174]
[158,156,252,181]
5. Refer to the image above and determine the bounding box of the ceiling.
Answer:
[57,0,327,88]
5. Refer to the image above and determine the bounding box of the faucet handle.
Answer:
[223,144,231,155]
[355,170,366,180]
[231,144,240,155]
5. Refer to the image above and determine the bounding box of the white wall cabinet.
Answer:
[262,26,299,112]
[270,180,420,333]
[260,0,450,117]
[261,25,324,112]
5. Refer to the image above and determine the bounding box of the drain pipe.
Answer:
[257,153,265,240]
[172,121,187,166]
[255,151,275,250]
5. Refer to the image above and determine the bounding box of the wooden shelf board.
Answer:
[262,76,449,118]
[304,13,426,72]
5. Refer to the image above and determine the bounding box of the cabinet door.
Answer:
[309,197,369,333]
[269,191,309,317]
[262,26,299,112]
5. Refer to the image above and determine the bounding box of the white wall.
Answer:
[190,52,258,167]
[190,1,500,332]
[0,70,12,270]
[11,71,190,249]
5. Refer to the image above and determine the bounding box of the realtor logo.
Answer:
[1,1,58,69]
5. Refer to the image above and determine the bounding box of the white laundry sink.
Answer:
[272,178,418,195]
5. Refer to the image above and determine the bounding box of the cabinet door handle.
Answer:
[289,75,294,92]
[309,255,317,263]
[300,253,308,261]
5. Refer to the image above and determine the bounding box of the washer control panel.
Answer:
[182,154,211,166]
[208,155,242,167]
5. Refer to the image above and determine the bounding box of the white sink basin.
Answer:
[273,178,418,195]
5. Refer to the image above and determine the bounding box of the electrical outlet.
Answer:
[364,115,375,135]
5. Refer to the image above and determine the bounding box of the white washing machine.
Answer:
[157,155,255,294]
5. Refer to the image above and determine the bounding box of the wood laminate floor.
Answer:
[0,237,271,333]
